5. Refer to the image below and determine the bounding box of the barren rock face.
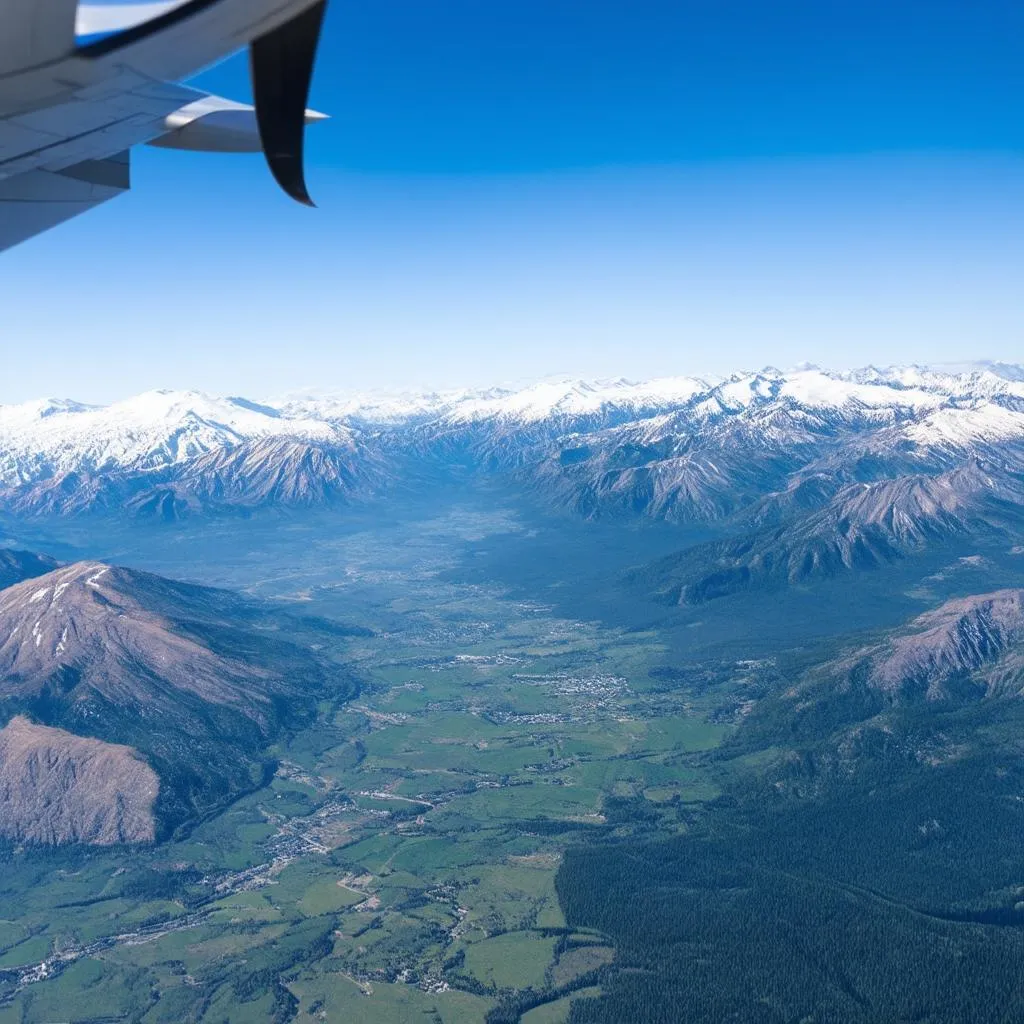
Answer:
[799,590,1024,705]
[162,435,383,510]
[867,590,1024,701]
[0,716,157,845]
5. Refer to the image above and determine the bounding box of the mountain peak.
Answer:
[0,562,274,714]
[0,561,336,837]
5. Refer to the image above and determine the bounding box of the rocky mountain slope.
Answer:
[524,368,1024,523]
[0,391,373,518]
[833,589,1024,702]
[0,716,158,845]
[728,586,1024,808]
[639,461,1024,603]
[0,561,346,841]
[121,436,387,520]
[0,391,341,486]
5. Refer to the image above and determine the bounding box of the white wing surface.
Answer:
[75,2,191,40]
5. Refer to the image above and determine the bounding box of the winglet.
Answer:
[249,0,328,207]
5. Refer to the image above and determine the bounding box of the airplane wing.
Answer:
[0,0,329,254]
[0,0,327,254]
[0,152,130,253]
[0,0,79,75]
[0,88,327,253]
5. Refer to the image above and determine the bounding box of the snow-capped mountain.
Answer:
[279,376,715,429]
[123,436,387,519]
[435,376,714,426]
[2,363,1024,522]
[523,367,1024,522]
[0,389,343,488]
[276,387,502,428]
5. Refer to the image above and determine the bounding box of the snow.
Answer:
[277,387,499,426]
[3,364,1024,490]
[903,405,1024,449]
[716,373,777,409]
[841,363,1024,404]
[778,369,940,410]
[0,389,343,486]
[441,376,712,424]
[281,376,713,428]
[85,566,110,589]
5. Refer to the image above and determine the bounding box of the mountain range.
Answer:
[3,362,1024,601]
[3,364,1024,517]
[638,459,1024,603]
[1,362,1023,863]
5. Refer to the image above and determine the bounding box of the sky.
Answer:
[3,0,1024,403]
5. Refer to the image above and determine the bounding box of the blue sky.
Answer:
[4,0,1024,402]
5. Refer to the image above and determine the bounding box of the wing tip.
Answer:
[250,0,328,209]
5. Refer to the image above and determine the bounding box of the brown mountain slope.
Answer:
[839,589,1024,702]
[638,462,1024,604]
[0,562,344,840]
[0,562,283,720]
[0,716,158,845]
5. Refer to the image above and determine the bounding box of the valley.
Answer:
[2,486,1020,1022]
[0,497,731,1023]
[1,364,1023,1021]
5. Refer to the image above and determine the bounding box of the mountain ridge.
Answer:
[639,460,1024,604]
[4,364,1024,533]
[0,549,58,590]
[837,588,1024,702]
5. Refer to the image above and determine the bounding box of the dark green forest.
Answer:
[555,690,1024,1023]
